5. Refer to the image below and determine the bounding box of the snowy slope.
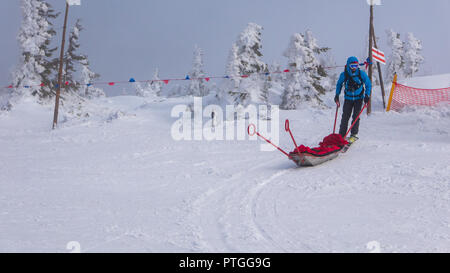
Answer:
[0,75,449,253]
[400,73,450,89]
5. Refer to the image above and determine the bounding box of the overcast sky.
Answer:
[1,0,449,96]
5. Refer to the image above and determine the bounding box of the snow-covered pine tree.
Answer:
[64,19,85,94]
[79,60,105,99]
[133,81,146,97]
[385,29,404,83]
[187,46,209,97]
[260,74,270,105]
[281,33,323,110]
[281,34,308,110]
[136,69,164,98]
[150,69,164,97]
[63,19,104,99]
[265,61,284,103]
[303,30,333,96]
[403,32,424,78]
[11,0,59,101]
[216,43,240,105]
[269,61,284,84]
[226,23,267,107]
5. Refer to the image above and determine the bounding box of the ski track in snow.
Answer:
[248,169,296,251]
[1,91,449,252]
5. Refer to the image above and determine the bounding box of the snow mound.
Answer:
[399,73,450,89]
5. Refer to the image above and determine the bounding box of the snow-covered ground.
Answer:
[0,74,449,253]
[400,73,450,89]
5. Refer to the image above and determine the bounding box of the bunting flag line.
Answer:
[3,59,371,90]
[364,57,372,69]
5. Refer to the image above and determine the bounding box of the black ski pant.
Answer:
[339,98,363,137]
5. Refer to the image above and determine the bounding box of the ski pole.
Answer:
[333,105,339,134]
[248,124,292,159]
[344,103,368,138]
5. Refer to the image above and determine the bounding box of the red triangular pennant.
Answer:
[283,69,290,73]
[241,75,249,78]
[40,83,45,87]
[108,82,115,86]
[163,80,169,84]
[204,77,210,82]
[65,81,69,86]
[7,85,13,88]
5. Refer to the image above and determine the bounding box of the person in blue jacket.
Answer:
[335,56,372,139]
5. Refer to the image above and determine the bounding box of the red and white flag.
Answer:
[372,47,386,64]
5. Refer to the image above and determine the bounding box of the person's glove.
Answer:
[364,95,370,104]
[334,95,340,106]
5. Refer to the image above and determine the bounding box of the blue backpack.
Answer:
[344,67,365,93]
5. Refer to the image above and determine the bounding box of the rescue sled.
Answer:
[288,133,347,167]
[247,103,367,167]
[247,120,348,167]
[289,152,340,167]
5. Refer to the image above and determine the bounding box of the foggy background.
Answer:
[1,0,449,96]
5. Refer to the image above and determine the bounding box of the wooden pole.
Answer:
[65,53,69,93]
[52,2,69,129]
[371,25,386,109]
[367,4,374,115]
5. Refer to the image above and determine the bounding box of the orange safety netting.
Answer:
[389,83,450,111]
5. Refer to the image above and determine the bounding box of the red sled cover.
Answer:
[290,133,349,157]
